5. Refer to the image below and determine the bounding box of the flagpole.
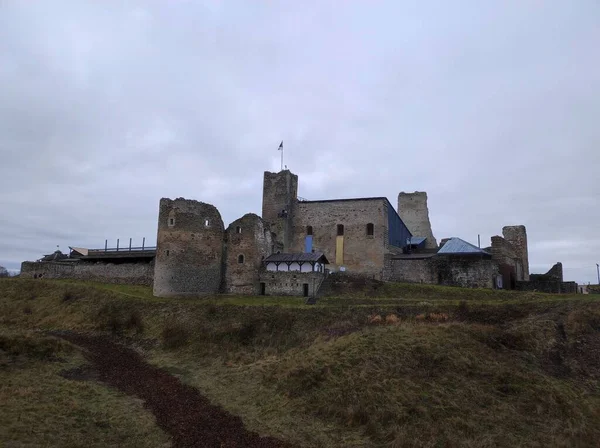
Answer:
[278,141,284,171]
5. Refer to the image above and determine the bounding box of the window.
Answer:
[166,250,170,256]
[367,223,374,236]
[204,219,210,227]
[306,225,313,236]
[238,254,244,264]
[236,226,242,234]
[168,218,175,226]
[337,224,344,236]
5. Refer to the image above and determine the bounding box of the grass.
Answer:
[1,277,600,447]
[0,328,170,448]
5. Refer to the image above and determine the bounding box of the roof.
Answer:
[263,252,329,264]
[409,236,427,246]
[40,251,68,262]
[69,247,89,256]
[298,197,387,204]
[437,237,490,255]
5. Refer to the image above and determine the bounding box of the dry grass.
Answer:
[2,278,600,447]
[0,329,170,448]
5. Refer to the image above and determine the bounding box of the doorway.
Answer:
[260,282,266,296]
[303,283,309,297]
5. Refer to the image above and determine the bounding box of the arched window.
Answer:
[238,254,245,264]
[204,219,210,227]
[366,223,374,236]
[306,225,313,236]
[236,226,242,234]
[337,224,344,236]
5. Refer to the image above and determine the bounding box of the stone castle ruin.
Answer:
[20,169,578,295]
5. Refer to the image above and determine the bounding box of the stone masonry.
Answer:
[397,192,438,249]
[262,170,298,251]
[153,198,224,297]
[224,214,273,294]
[20,260,154,286]
[290,198,390,279]
[502,225,529,281]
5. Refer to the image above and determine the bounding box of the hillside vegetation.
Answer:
[1,278,600,447]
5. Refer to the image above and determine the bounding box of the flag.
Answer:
[278,141,283,150]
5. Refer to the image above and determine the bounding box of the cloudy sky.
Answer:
[1,1,598,283]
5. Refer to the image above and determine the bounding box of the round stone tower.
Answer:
[153,198,224,297]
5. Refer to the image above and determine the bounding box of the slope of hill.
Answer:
[1,278,599,447]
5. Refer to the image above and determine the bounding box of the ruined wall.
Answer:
[262,170,298,251]
[259,271,324,296]
[153,198,224,297]
[224,214,273,295]
[530,262,563,282]
[397,192,437,249]
[290,198,388,279]
[383,256,436,284]
[384,255,497,289]
[502,225,529,281]
[20,261,153,285]
[515,280,578,294]
[490,235,523,287]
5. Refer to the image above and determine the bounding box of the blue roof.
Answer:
[437,237,489,255]
[409,236,427,246]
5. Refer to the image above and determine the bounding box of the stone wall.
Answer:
[530,262,563,282]
[516,280,578,294]
[502,225,529,280]
[262,170,298,251]
[290,198,388,279]
[384,255,497,289]
[20,261,153,285]
[490,235,522,287]
[224,214,273,295]
[383,256,436,284]
[153,198,224,297]
[397,192,437,249]
[259,271,324,296]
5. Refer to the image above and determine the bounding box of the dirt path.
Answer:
[57,333,289,448]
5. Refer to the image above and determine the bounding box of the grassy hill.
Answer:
[1,278,600,447]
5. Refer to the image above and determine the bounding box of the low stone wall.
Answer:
[516,280,578,294]
[259,271,324,296]
[20,261,154,286]
[384,255,497,289]
[589,285,600,295]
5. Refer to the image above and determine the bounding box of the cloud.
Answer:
[0,1,598,283]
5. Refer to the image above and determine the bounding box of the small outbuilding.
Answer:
[259,252,329,297]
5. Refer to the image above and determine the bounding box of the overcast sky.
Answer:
[1,1,598,283]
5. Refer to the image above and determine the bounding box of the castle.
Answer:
[20,168,578,295]
[151,169,534,297]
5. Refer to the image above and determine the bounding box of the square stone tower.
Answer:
[262,170,298,251]
[397,191,438,249]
